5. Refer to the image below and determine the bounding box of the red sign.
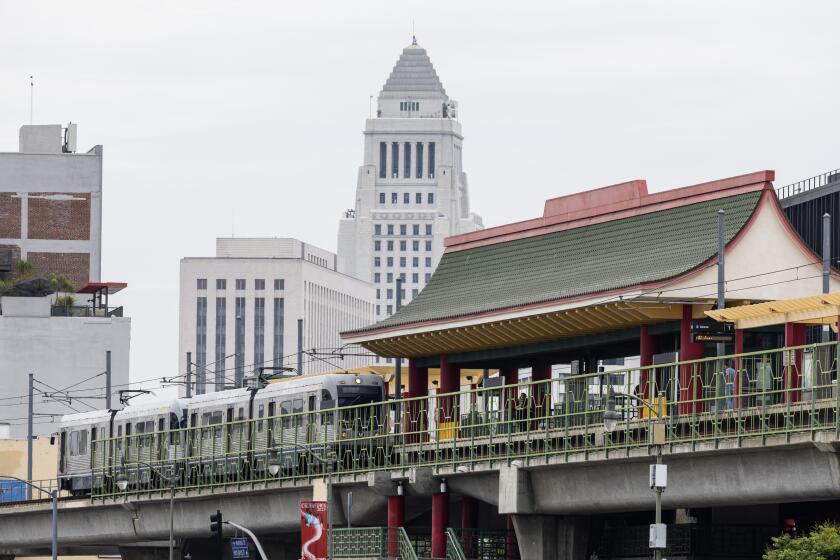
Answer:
[300,500,328,560]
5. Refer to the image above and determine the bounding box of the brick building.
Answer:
[0,124,102,287]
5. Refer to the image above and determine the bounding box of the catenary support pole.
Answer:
[186,351,192,398]
[824,213,831,342]
[297,319,304,375]
[27,372,33,500]
[51,489,57,560]
[105,350,112,410]
[717,209,726,357]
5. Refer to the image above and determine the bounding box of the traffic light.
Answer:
[210,510,223,542]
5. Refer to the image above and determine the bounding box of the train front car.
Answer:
[322,373,388,470]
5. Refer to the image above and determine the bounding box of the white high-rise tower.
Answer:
[337,38,483,324]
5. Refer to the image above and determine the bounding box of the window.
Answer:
[387,224,394,235]
[255,279,265,290]
[274,279,284,290]
[404,142,411,178]
[379,192,385,204]
[387,240,394,251]
[428,193,434,204]
[374,257,381,267]
[387,257,393,267]
[387,289,393,299]
[412,240,419,251]
[399,273,406,282]
[235,279,246,290]
[375,289,380,299]
[391,143,399,178]
[402,192,409,204]
[412,289,419,297]
[400,257,406,267]
[254,297,265,368]
[197,278,207,290]
[216,279,226,290]
[374,240,381,251]
[374,224,381,235]
[425,273,431,282]
[416,142,424,178]
[235,297,245,386]
[412,224,420,235]
[400,240,406,251]
[387,305,393,315]
[196,297,207,394]
[412,273,419,283]
[425,257,432,267]
[428,142,435,177]
[425,241,432,251]
[376,304,381,315]
[415,192,422,204]
[391,192,398,204]
[379,142,387,178]
[412,257,419,267]
[425,224,432,235]
[215,297,226,391]
[400,224,406,235]
[374,273,381,283]
[386,273,393,283]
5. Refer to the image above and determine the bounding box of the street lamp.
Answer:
[116,461,180,560]
[0,476,58,560]
[603,390,667,560]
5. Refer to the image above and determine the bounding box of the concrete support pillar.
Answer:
[406,359,429,443]
[460,496,478,557]
[431,491,449,558]
[679,304,705,414]
[439,355,459,438]
[511,514,590,559]
[639,325,654,403]
[387,494,405,558]
[784,322,807,402]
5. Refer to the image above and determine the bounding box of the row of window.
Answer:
[379,142,436,179]
[375,223,433,236]
[399,101,419,111]
[375,256,433,268]
[198,278,285,291]
[379,192,435,205]
[374,239,433,252]
[377,287,420,300]
[374,272,431,284]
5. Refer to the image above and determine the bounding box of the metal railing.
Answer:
[445,528,466,560]
[0,477,63,503]
[51,305,123,318]
[597,524,778,558]
[453,528,519,560]
[84,342,838,499]
[776,168,840,199]
[331,526,417,559]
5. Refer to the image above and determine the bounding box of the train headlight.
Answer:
[268,450,281,477]
[354,377,361,384]
[341,431,347,438]
[116,468,129,492]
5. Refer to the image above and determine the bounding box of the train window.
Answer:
[146,421,154,434]
[293,399,304,427]
[170,413,179,445]
[136,422,145,434]
[158,418,165,434]
[190,412,197,428]
[281,401,291,428]
[69,431,78,456]
[257,404,265,433]
[117,425,122,437]
[321,389,333,401]
[211,411,223,424]
[202,413,211,426]
[238,407,244,420]
[78,430,88,455]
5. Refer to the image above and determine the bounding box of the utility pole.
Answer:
[186,352,193,398]
[27,373,33,500]
[823,213,831,342]
[717,210,726,358]
[394,278,403,428]
[297,319,304,375]
[105,350,112,410]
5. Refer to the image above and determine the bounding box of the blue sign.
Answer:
[231,537,249,559]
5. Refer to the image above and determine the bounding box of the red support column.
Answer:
[431,491,449,558]
[679,304,705,415]
[439,355,460,439]
[406,360,429,443]
[387,494,405,558]
[734,329,744,409]
[500,366,519,386]
[505,514,517,560]
[784,322,807,403]
[460,496,477,557]
[531,364,551,425]
[639,326,654,415]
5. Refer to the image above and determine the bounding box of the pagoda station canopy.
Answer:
[343,170,840,388]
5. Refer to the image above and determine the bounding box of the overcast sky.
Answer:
[1,1,838,393]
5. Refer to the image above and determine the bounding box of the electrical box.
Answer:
[649,464,667,489]
[649,523,667,549]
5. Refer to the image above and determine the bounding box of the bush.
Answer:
[764,522,840,559]
[54,295,75,307]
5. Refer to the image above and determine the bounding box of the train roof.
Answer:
[113,398,181,420]
[59,409,112,428]
[260,372,383,393]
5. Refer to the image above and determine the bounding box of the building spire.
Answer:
[412,19,417,46]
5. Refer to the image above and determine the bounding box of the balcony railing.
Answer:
[51,305,123,318]
[776,168,840,200]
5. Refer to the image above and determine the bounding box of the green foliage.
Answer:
[15,259,33,279]
[0,260,76,297]
[48,273,76,294]
[54,294,76,307]
[764,523,840,560]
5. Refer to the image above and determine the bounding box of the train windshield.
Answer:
[337,385,382,407]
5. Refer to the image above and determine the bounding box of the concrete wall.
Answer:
[0,313,130,438]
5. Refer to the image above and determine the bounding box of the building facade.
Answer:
[179,238,375,394]
[0,124,102,288]
[337,39,483,325]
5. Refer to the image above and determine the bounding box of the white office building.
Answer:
[337,38,483,323]
[179,238,375,394]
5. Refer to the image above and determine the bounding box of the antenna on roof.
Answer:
[412,20,417,45]
[29,76,34,125]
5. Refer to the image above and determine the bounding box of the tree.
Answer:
[764,523,840,560]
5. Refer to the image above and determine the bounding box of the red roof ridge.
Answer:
[445,170,775,253]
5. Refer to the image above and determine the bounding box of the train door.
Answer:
[125,423,132,461]
[188,413,197,458]
[307,395,316,444]
[226,407,234,454]
[59,430,67,475]
[90,427,98,470]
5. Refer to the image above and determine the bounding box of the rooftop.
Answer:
[379,40,447,99]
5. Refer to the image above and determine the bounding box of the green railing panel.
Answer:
[87,342,840,500]
[331,527,387,557]
[446,528,466,560]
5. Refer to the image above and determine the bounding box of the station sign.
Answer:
[231,537,249,559]
[300,500,328,560]
[690,319,735,343]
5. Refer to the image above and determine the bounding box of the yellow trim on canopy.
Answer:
[705,292,840,330]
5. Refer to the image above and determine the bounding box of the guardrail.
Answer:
[0,477,61,503]
[331,526,417,559]
[445,528,466,560]
[80,342,838,499]
[776,168,840,199]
